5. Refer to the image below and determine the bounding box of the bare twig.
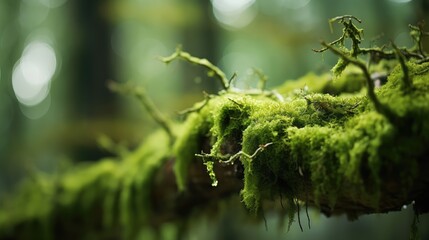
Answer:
[392,42,412,90]
[314,15,362,53]
[195,142,273,166]
[109,82,175,145]
[320,42,395,121]
[161,46,230,90]
[229,72,238,87]
[177,92,214,116]
[409,23,429,58]
[252,68,268,91]
[227,98,244,108]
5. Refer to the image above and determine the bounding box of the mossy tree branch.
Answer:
[314,15,429,123]
[315,15,429,65]
[1,63,429,240]
[1,18,429,240]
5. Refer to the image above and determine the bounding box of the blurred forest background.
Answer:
[0,0,428,239]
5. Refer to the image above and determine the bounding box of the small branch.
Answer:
[177,92,213,116]
[314,15,427,67]
[409,23,429,58]
[329,45,423,63]
[252,68,268,91]
[195,143,273,188]
[227,98,244,108]
[320,42,395,121]
[312,36,344,53]
[328,15,361,34]
[392,42,412,91]
[329,15,362,24]
[360,47,396,62]
[109,82,175,145]
[229,72,238,87]
[196,142,273,166]
[314,15,362,55]
[161,47,230,90]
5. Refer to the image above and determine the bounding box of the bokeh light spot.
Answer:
[12,41,56,108]
[21,41,57,86]
[211,0,257,29]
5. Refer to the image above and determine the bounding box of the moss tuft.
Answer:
[173,112,210,191]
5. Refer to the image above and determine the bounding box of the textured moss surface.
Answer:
[175,62,429,215]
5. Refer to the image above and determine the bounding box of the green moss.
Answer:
[332,50,351,76]
[276,67,366,97]
[285,111,394,207]
[210,95,252,154]
[173,106,212,191]
[1,55,428,238]
[235,93,362,211]
[203,160,218,187]
[0,130,172,239]
[276,72,332,95]
[186,61,429,216]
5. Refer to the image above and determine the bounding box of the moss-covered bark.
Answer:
[0,61,428,239]
[1,17,429,239]
[177,61,429,215]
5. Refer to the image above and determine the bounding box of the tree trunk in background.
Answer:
[0,0,28,191]
[69,0,119,161]
[71,0,118,119]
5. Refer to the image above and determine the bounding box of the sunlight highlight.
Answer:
[12,41,56,113]
[211,0,257,29]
